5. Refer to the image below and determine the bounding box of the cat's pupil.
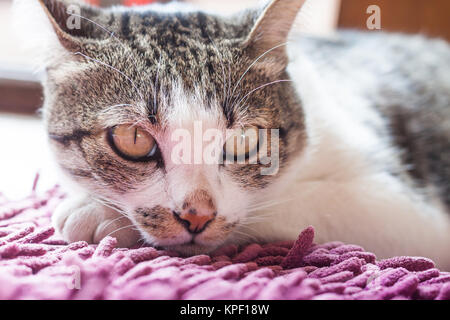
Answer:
[109,125,157,161]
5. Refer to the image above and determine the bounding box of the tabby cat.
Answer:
[14,0,450,269]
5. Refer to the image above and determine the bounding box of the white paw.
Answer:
[52,195,140,247]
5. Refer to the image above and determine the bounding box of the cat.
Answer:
[13,0,450,269]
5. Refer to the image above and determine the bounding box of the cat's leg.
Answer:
[52,195,140,247]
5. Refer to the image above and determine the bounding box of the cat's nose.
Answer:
[174,190,217,234]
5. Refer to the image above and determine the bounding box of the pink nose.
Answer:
[174,190,217,234]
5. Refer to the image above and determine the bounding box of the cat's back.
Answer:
[293,31,450,111]
[290,31,450,209]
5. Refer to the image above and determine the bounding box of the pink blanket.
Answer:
[0,186,449,300]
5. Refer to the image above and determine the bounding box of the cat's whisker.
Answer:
[231,229,259,243]
[100,215,128,232]
[73,51,145,103]
[245,203,288,216]
[229,42,289,105]
[94,194,123,208]
[234,79,293,111]
[91,195,149,233]
[133,227,143,233]
[235,223,261,234]
[239,214,274,225]
[92,194,123,209]
[232,234,255,245]
[237,223,269,239]
[92,196,131,221]
[246,197,293,212]
[105,224,137,238]
[92,197,120,213]
[245,204,279,214]
[234,224,264,242]
[245,200,279,210]
[240,198,295,226]
[130,223,148,232]
[245,197,284,208]
[70,13,145,84]
[242,213,276,222]
[239,216,272,225]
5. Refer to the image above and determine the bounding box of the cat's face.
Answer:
[32,0,306,254]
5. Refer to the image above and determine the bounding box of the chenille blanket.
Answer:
[0,185,449,300]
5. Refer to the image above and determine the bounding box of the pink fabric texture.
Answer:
[0,186,449,300]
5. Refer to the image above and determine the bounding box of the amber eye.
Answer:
[109,125,157,161]
[223,126,259,159]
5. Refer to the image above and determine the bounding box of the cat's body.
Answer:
[14,0,450,269]
[244,32,450,266]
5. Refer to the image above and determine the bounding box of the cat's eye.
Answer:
[108,125,157,161]
[223,126,259,159]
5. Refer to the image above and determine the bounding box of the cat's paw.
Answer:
[52,195,140,247]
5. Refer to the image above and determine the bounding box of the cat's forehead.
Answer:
[117,10,253,45]
[114,11,246,85]
[73,10,250,103]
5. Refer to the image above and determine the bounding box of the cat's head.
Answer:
[18,0,307,254]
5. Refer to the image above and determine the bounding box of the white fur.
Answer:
[241,45,450,270]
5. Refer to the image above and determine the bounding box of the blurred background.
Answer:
[0,0,449,198]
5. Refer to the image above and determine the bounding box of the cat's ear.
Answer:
[13,0,103,54]
[245,0,306,65]
[36,0,80,51]
[37,0,103,51]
